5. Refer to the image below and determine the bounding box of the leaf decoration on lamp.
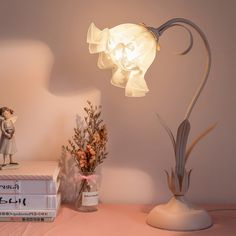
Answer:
[185,123,217,163]
[157,116,216,196]
[165,168,192,196]
[156,113,175,151]
[175,119,190,192]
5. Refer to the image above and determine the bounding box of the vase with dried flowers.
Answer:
[65,101,108,212]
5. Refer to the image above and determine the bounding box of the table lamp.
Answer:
[87,18,215,231]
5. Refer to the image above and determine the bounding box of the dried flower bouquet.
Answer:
[65,101,108,211]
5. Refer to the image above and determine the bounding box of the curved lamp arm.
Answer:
[147,18,211,120]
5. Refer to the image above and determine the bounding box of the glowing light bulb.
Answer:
[87,22,158,97]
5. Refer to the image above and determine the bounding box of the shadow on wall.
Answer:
[0,38,101,161]
[0,0,98,95]
[0,1,105,161]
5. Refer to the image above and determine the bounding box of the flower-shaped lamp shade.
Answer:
[87,23,157,97]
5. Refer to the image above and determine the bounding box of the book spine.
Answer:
[0,194,60,210]
[0,179,60,195]
[0,216,54,222]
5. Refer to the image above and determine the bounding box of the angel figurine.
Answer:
[0,107,18,166]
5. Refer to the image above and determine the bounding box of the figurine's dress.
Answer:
[0,119,17,155]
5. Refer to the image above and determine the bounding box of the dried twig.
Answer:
[66,101,108,173]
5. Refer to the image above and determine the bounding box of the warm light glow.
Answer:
[87,23,157,97]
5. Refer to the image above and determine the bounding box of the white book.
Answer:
[0,161,60,181]
[0,161,60,194]
[0,179,60,195]
[0,195,60,218]
[0,193,60,210]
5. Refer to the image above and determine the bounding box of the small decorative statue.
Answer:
[0,107,18,167]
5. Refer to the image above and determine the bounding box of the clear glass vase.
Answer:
[75,172,99,212]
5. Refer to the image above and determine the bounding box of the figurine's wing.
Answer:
[9,115,17,123]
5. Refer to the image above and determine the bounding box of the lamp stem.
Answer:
[150,18,211,120]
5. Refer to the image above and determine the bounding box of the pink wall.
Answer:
[0,0,235,204]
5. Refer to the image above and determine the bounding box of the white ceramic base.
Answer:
[146,196,212,231]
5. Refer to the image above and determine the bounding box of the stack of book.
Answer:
[0,161,60,222]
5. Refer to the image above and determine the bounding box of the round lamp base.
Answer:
[146,196,212,231]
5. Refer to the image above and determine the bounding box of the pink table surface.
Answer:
[0,204,235,236]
